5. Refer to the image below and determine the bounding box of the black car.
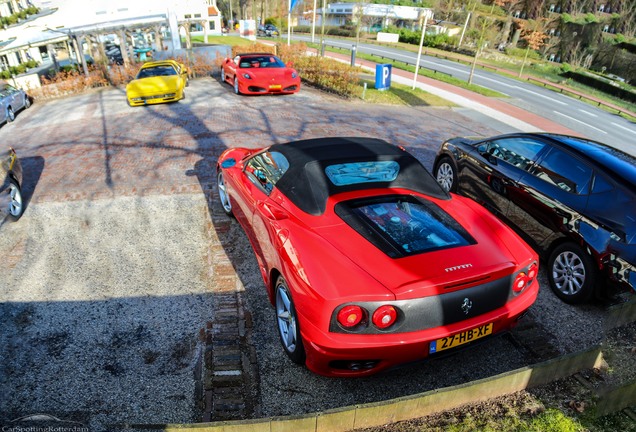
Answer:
[433,132,636,304]
[257,24,280,37]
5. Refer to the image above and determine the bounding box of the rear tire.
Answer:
[6,107,14,122]
[234,77,240,95]
[275,276,305,365]
[434,156,457,193]
[548,242,596,304]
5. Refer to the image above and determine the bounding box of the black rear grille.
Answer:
[329,275,512,334]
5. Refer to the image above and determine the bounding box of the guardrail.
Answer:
[526,76,636,118]
[321,42,452,78]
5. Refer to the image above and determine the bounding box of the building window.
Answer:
[603,25,609,32]
[209,20,215,30]
[598,4,605,12]
[185,14,192,19]
[194,13,201,18]
[117,8,128,12]
[549,4,555,12]
[96,10,107,15]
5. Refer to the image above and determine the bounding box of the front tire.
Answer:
[6,107,14,123]
[234,77,240,95]
[6,178,24,220]
[275,276,305,365]
[434,156,457,193]
[217,171,233,216]
[548,242,596,304]
[24,97,31,109]
[220,67,226,83]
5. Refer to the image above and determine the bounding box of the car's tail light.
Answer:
[527,263,538,282]
[372,305,397,329]
[337,305,364,328]
[512,272,528,294]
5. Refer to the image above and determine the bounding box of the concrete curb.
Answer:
[142,346,603,431]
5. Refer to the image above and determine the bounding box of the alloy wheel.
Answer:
[552,250,586,296]
[436,162,454,192]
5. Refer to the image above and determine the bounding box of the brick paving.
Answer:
[0,76,571,425]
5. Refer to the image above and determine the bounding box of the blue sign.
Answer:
[375,64,392,91]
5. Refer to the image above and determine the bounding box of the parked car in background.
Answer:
[0,84,31,124]
[1,147,24,220]
[257,24,280,37]
[217,137,539,376]
[220,53,300,96]
[433,132,636,304]
[125,60,188,106]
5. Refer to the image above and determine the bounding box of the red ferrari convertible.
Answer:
[216,137,539,377]
[220,52,300,95]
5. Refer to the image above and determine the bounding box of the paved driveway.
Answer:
[0,78,609,431]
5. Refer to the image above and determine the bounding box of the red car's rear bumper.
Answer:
[299,283,538,377]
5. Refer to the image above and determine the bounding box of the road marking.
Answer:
[515,87,568,105]
[476,75,515,88]
[481,86,509,96]
[611,122,636,134]
[578,109,598,117]
[554,111,608,134]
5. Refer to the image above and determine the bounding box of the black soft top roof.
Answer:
[269,137,449,215]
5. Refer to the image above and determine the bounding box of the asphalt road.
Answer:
[0,77,628,431]
[294,35,636,154]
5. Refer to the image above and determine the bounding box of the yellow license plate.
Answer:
[269,84,282,90]
[429,323,493,354]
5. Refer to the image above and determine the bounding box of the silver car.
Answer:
[0,83,31,124]
[1,147,24,220]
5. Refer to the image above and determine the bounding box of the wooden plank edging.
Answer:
[158,345,603,432]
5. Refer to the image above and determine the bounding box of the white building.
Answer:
[0,0,223,71]
[301,3,431,31]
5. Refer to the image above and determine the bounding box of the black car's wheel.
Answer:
[275,276,306,365]
[217,171,233,216]
[234,77,241,95]
[548,242,596,304]
[24,97,31,109]
[6,107,15,123]
[7,178,24,220]
[434,156,457,193]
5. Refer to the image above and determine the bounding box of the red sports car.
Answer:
[216,137,539,377]
[220,52,300,95]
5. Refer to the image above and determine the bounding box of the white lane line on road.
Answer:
[554,111,608,134]
[476,75,515,88]
[611,122,636,134]
[515,87,568,105]
[578,109,598,117]
[481,86,509,96]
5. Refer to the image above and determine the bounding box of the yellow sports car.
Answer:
[126,60,189,106]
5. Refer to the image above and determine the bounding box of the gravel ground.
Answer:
[0,79,633,431]
[1,195,211,430]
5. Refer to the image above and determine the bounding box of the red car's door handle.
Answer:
[257,201,289,221]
